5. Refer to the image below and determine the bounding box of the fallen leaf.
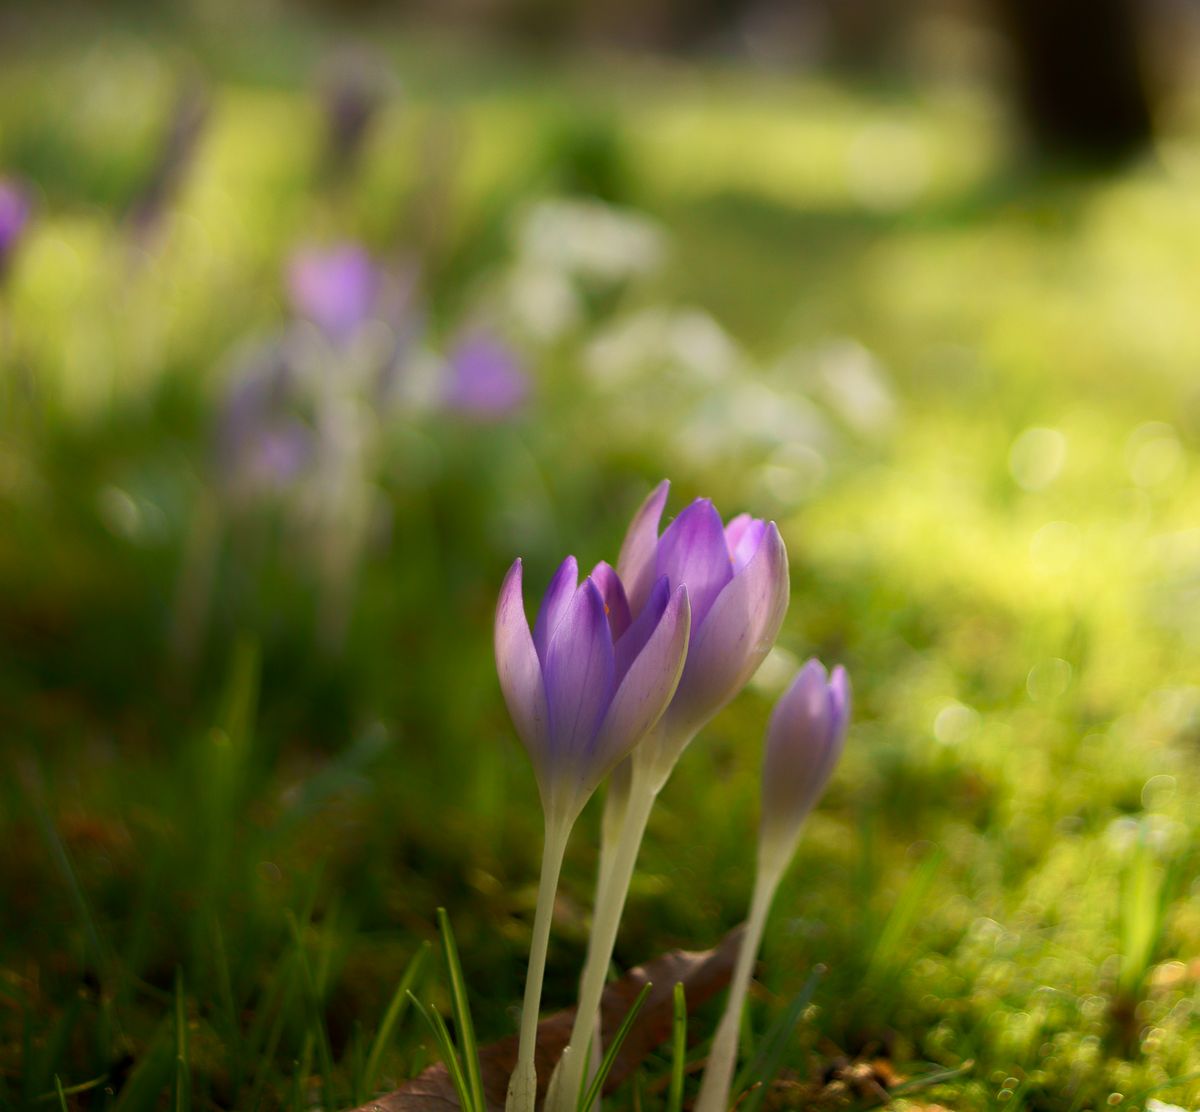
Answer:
[348,927,743,1112]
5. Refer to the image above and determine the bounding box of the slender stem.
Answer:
[551,776,659,1112]
[507,817,572,1112]
[693,861,784,1112]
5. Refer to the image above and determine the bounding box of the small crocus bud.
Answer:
[495,556,690,826]
[617,481,790,771]
[758,659,850,870]
[0,180,31,280]
[286,243,381,344]
[443,328,530,421]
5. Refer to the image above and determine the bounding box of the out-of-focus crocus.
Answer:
[549,482,790,1112]
[443,329,530,421]
[287,243,380,344]
[496,557,690,1112]
[0,180,31,279]
[695,660,849,1112]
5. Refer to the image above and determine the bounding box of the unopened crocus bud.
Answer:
[616,481,789,774]
[758,659,849,869]
[495,557,690,826]
[287,243,381,344]
[443,329,530,420]
[0,180,31,280]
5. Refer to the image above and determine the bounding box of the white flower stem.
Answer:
[550,772,659,1112]
[693,858,785,1112]
[507,816,572,1112]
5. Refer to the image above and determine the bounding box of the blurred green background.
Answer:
[2,2,1199,1110]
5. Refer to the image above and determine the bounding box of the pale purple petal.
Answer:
[494,560,550,773]
[723,513,754,554]
[655,499,734,630]
[287,243,380,342]
[533,555,578,665]
[590,561,632,642]
[587,585,691,794]
[730,518,766,572]
[613,576,670,681]
[543,578,617,772]
[616,480,669,616]
[666,521,789,740]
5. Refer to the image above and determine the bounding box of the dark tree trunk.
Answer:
[994,0,1154,164]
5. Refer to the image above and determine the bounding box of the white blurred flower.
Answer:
[515,198,665,284]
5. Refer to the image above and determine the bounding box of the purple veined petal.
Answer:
[543,578,617,780]
[586,584,691,795]
[730,518,766,573]
[617,480,669,616]
[533,555,579,665]
[613,575,670,681]
[494,560,551,775]
[666,521,789,740]
[590,561,632,642]
[655,499,734,630]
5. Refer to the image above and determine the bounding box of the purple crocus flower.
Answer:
[759,659,850,860]
[443,329,530,420]
[616,480,790,757]
[495,556,691,823]
[0,180,31,277]
[286,243,380,343]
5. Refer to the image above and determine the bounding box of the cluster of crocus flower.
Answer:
[494,481,850,1112]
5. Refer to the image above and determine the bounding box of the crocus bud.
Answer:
[287,243,381,344]
[495,557,690,824]
[443,328,530,421]
[758,659,849,869]
[0,180,31,280]
[616,481,789,770]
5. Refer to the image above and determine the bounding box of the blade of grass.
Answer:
[54,1076,68,1112]
[173,968,191,1112]
[667,982,686,1112]
[578,982,653,1112]
[361,941,431,1096]
[285,911,337,1112]
[436,908,484,1112]
[406,992,473,1112]
[734,965,823,1112]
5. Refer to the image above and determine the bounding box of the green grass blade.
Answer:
[578,981,653,1112]
[286,911,337,1112]
[407,992,473,1112]
[734,965,823,1112]
[436,908,484,1112]
[667,982,686,1112]
[173,968,191,1112]
[54,1076,68,1112]
[362,940,431,1095]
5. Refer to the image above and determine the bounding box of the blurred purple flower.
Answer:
[443,329,530,420]
[215,352,312,494]
[287,243,380,343]
[759,659,849,857]
[495,556,690,822]
[617,481,790,748]
[0,180,31,276]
